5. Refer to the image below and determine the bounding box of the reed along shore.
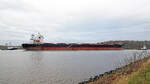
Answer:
[79,51,150,84]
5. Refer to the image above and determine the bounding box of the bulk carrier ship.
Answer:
[22,33,123,50]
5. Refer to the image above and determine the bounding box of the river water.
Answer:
[0,50,146,84]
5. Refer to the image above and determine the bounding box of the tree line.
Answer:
[103,40,150,49]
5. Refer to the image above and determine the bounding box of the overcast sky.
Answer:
[0,0,150,43]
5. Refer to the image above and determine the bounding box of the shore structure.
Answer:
[22,33,123,50]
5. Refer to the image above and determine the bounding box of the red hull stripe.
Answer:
[25,47,123,50]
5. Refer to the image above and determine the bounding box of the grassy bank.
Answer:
[79,51,150,84]
[117,56,150,84]
[129,64,150,84]
[129,63,150,84]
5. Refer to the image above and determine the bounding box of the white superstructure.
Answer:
[30,32,44,43]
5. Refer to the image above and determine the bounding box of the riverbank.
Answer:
[79,51,150,84]
[116,56,150,84]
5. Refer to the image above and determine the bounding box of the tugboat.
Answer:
[141,45,147,50]
[7,47,18,50]
[22,33,123,50]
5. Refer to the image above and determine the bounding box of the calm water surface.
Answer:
[0,50,145,84]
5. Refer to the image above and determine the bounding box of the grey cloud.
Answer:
[0,0,36,12]
[0,0,150,44]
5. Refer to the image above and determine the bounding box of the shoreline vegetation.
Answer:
[79,51,150,84]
